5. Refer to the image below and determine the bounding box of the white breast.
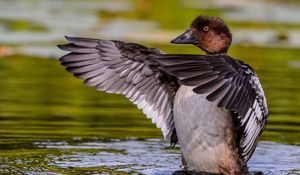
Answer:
[173,85,238,172]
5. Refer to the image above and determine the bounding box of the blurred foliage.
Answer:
[97,0,300,30]
[0,19,47,32]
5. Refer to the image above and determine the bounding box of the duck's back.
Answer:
[174,85,244,174]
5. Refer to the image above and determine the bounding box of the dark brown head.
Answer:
[171,16,232,54]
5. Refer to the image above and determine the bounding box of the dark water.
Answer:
[0,0,300,174]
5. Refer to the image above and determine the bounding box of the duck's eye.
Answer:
[203,26,209,32]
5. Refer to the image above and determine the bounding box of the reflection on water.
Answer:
[0,139,299,175]
[43,140,300,175]
[0,0,300,174]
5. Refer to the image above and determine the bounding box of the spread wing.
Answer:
[58,36,179,139]
[152,54,269,164]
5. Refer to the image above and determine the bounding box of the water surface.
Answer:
[0,0,300,174]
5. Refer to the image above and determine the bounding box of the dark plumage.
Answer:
[58,15,268,175]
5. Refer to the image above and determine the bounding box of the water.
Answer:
[0,0,300,174]
[2,139,299,175]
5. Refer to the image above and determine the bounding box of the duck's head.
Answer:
[171,16,232,54]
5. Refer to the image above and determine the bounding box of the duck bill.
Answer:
[171,29,198,44]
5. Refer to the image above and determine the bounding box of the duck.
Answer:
[58,16,269,175]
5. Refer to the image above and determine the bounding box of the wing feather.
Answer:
[58,36,179,139]
[152,54,269,164]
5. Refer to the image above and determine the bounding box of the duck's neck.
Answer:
[205,52,227,56]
